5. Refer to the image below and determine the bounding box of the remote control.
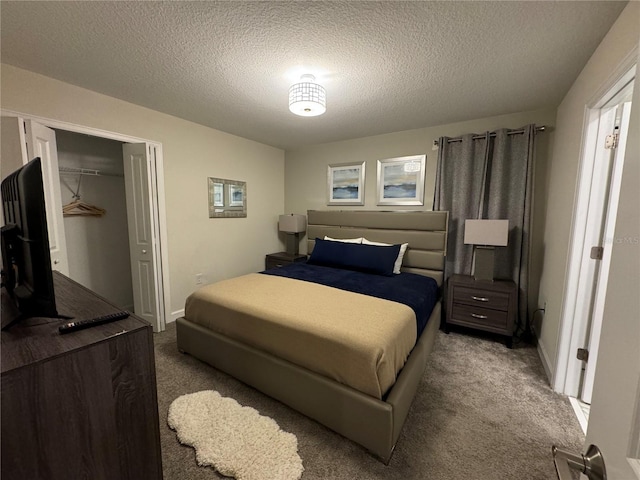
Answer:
[59,311,130,334]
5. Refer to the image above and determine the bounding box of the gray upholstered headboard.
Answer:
[306,210,448,286]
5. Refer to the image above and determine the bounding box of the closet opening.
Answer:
[55,130,134,313]
[0,111,170,332]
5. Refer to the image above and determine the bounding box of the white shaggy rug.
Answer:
[168,390,304,480]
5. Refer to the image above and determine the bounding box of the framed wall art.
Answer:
[376,155,426,206]
[228,183,245,207]
[208,177,247,218]
[327,162,366,206]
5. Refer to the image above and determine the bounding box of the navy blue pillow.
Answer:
[307,237,401,276]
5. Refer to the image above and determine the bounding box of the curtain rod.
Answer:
[433,125,546,147]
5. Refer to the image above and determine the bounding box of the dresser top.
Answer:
[1,272,150,374]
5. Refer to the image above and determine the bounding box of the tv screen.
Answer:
[1,157,59,328]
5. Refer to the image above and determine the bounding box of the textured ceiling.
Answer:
[0,1,627,150]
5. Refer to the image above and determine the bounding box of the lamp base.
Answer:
[285,233,299,256]
[473,246,495,282]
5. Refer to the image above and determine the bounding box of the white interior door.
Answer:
[583,72,639,479]
[556,70,635,401]
[123,143,162,330]
[581,101,632,405]
[564,105,617,402]
[24,120,69,276]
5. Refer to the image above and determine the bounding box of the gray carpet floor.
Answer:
[154,322,584,479]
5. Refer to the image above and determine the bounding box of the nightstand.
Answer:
[265,252,307,270]
[445,274,517,347]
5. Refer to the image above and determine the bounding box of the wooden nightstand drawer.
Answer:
[450,303,508,330]
[453,286,510,311]
[265,252,306,270]
[266,258,287,269]
[445,274,517,347]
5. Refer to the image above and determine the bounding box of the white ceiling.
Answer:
[0,1,627,150]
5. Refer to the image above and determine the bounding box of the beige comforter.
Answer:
[185,273,417,399]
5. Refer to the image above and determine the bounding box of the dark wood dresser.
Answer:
[1,272,163,480]
[445,274,517,347]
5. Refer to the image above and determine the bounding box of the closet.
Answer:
[54,130,134,310]
[1,115,166,332]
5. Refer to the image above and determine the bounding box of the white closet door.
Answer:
[24,120,69,276]
[123,143,160,330]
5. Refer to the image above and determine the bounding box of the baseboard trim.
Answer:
[169,309,184,323]
[533,327,554,387]
[568,396,589,434]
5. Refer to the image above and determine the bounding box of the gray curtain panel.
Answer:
[434,132,491,278]
[434,124,536,331]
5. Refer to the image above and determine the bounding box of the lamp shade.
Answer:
[279,214,306,233]
[464,219,509,246]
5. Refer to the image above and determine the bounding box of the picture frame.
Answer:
[228,183,244,207]
[212,182,224,207]
[327,162,365,206]
[376,154,426,206]
[208,177,247,218]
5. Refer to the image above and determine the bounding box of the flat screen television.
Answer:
[1,157,60,329]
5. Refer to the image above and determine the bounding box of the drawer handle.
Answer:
[471,313,488,319]
[471,296,489,302]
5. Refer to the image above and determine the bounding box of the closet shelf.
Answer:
[59,166,123,177]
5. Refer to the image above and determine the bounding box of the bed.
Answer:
[176,210,448,463]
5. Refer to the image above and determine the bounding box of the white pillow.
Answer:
[323,236,363,244]
[362,238,408,274]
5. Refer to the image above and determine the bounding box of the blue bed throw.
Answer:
[262,262,439,337]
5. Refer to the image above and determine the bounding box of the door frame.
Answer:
[581,100,632,404]
[1,109,170,332]
[553,61,636,396]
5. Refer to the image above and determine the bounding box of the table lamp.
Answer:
[278,214,307,255]
[464,219,509,281]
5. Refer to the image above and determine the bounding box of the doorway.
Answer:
[554,66,635,432]
[0,110,170,332]
[55,130,134,311]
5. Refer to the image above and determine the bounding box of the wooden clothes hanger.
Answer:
[63,199,106,217]
[62,173,107,217]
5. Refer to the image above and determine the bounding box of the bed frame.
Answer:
[176,210,448,463]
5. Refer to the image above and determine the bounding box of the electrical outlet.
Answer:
[195,273,203,285]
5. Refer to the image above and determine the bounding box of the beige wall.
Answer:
[285,108,556,215]
[285,108,557,319]
[536,2,639,382]
[1,64,285,320]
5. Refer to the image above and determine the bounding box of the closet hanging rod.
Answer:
[433,125,546,147]
[58,166,124,178]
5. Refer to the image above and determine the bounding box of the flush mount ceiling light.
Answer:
[288,74,326,117]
